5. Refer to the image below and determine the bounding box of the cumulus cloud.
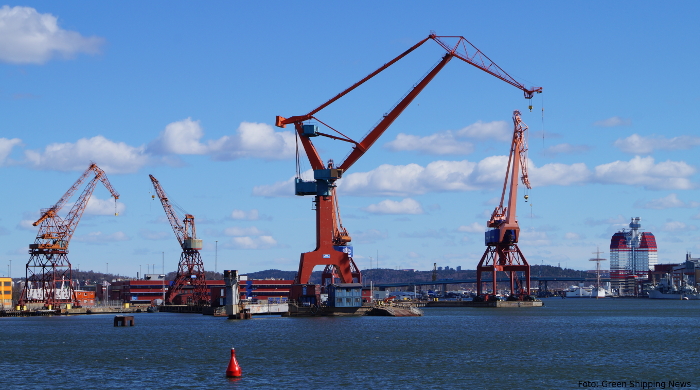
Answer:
[147,118,208,155]
[457,222,484,233]
[614,134,700,154]
[383,120,510,155]
[0,6,104,64]
[148,120,296,161]
[351,229,388,244]
[593,116,631,127]
[661,221,696,232]
[139,229,170,241]
[230,209,271,221]
[542,143,591,156]
[339,158,589,197]
[0,138,22,165]
[228,236,277,250]
[594,156,695,190]
[363,198,424,215]
[637,193,700,210]
[224,226,266,236]
[384,132,473,155]
[24,135,149,174]
[84,197,125,216]
[252,176,296,197]
[73,231,130,243]
[208,122,296,161]
[564,232,584,240]
[456,120,511,141]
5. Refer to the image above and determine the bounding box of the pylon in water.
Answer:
[226,348,242,377]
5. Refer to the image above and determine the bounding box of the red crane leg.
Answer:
[295,193,356,285]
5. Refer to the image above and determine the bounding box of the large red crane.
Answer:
[276,33,541,302]
[19,163,120,309]
[476,110,532,300]
[149,174,208,305]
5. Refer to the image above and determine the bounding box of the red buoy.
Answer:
[225,348,242,377]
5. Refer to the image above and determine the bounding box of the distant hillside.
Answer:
[242,265,594,286]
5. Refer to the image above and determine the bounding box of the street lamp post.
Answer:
[215,241,218,274]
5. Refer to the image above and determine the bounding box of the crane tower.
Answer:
[19,163,119,309]
[149,174,208,305]
[276,32,541,304]
[476,111,532,300]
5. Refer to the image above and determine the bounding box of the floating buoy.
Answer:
[225,348,242,377]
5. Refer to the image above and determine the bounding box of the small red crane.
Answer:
[476,110,532,300]
[276,33,541,303]
[149,174,208,305]
[19,163,119,309]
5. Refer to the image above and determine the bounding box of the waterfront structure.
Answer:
[1,277,12,310]
[609,217,657,294]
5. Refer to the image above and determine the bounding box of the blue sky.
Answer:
[1,2,699,277]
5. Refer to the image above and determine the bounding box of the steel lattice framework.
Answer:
[476,111,532,299]
[19,163,119,308]
[149,174,208,305]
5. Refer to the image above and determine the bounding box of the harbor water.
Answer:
[1,298,698,389]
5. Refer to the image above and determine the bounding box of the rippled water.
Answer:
[1,299,698,389]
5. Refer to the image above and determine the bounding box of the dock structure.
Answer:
[113,315,135,326]
[426,300,543,308]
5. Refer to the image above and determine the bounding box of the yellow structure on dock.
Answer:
[1,277,12,310]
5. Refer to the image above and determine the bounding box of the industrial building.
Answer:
[609,217,657,295]
[1,277,12,310]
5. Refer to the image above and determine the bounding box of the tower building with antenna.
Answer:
[609,217,657,295]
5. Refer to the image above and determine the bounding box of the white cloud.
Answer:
[24,135,149,174]
[0,138,22,165]
[252,176,296,197]
[661,221,696,232]
[542,143,591,156]
[84,197,125,216]
[148,118,208,155]
[614,134,700,154]
[594,156,695,190]
[231,209,260,220]
[456,120,511,141]
[384,132,474,155]
[340,158,590,197]
[382,120,510,155]
[530,162,591,186]
[351,229,388,244]
[139,229,170,241]
[593,116,631,127]
[73,231,130,243]
[17,219,37,230]
[519,229,550,246]
[148,120,295,161]
[0,6,103,64]
[363,198,424,215]
[208,122,296,161]
[457,222,484,233]
[228,236,277,249]
[637,193,699,210]
[224,226,266,236]
[565,232,583,240]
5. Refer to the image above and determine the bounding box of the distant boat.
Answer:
[565,283,606,298]
[648,274,700,300]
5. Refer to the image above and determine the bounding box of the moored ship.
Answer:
[648,274,700,300]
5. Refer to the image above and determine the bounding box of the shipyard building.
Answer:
[609,217,657,295]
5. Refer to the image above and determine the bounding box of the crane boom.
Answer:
[276,32,542,175]
[149,174,195,247]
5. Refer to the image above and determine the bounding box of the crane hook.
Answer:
[524,194,529,202]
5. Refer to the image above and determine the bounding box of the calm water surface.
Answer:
[1,299,698,389]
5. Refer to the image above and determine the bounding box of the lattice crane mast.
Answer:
[19,163,119,308]
[276,33,541,296]
[476,110,532,300]
[149,174,208,305]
